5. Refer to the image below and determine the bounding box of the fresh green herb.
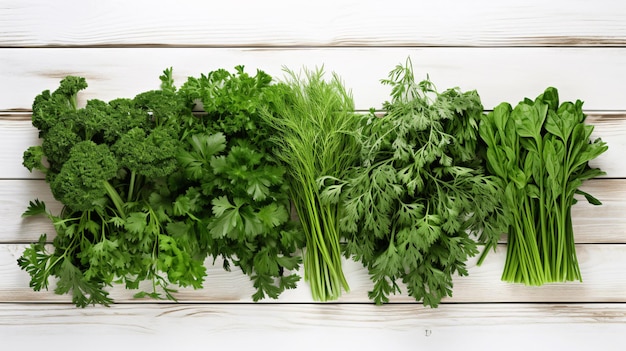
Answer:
[321,59,505,306]
[261,67,361,301]
[176,66,305,300]
[20,67,306,306]
[19,71,207,306]
[479,87,608,284]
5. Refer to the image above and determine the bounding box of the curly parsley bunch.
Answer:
[20,73,205,307]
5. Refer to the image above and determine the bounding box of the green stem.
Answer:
[102,180,126,218]
[127,171,137,203]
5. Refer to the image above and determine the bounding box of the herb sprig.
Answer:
[261,67,362,301]
[321,59,506,306]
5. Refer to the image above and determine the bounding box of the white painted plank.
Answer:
[571,179,626,243]
[1,48,626,112]
[0,119,44,179]
[0,303,624,351]
[2,243,625,303]
[0,119,40,180]
[586,113,626,178]
[2,179,623,244]
[0,180,60,242]
[2,0,626,47]
[1,1,624,346]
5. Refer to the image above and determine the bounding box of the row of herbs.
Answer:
[18,60,607,307]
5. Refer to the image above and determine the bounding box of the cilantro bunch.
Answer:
[321,60,506,306]
[20,72,207,306]
[479,88,608,285]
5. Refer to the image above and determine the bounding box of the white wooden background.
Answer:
[1,1,626,350]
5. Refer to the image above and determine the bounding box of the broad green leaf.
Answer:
[538,87,559,112]
[173,195,192,216]
[543,137,564,182]
[246,176,271,201]
[525,184,541,199]
[125,212,148,234]
[512,102,545,140]
[528,150,544,185]
[509,167,527,189]
[523,151,536,179]
[512,104,535,138]
[545,109,564,140]
[240,207,265,238]
[575,189,602,206]
[276,255,301,271]
[504,182,519,208]
[568,126,607,172]
[209,155,228,175]
[209,200,243,239]
[178,149,204,180]
[257,203,289,228]
[486,147,507,178]
[253,248,280,276]
[190,132,227,158]
[478,117,498,148]
[519,137,538,154]
[166,221,189,238]
[502,145,518,172]
[492,103,512,143]
[211,195,235,217]
[551,102,580,142]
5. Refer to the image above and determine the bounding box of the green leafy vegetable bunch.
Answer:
[20,66,306,306]
[174,66,305,301]
[20,71,207,306]
[321,60,506,306]
[261,67,362,301]
[480,87,608,285]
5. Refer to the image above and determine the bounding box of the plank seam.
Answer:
[2,44,626,49]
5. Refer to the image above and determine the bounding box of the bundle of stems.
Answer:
[262,67,361,301]
[479,88,608,285]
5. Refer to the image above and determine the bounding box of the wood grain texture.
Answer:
[1,0,626,47]
[0,180,61,243]
[2,179,623,244]
[2,243,626,303]
[2,2,626,345]
[0,303,624,351]
[2,48,626,112]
